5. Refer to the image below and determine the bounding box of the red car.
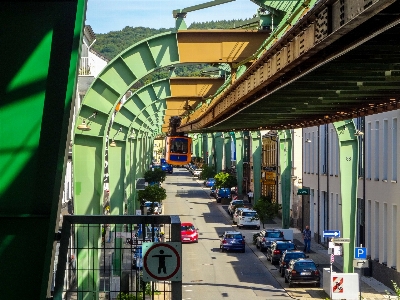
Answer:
[181,222,199,243]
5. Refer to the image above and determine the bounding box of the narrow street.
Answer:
[163,168,291,300]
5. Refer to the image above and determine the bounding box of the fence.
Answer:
[53,215,181,300]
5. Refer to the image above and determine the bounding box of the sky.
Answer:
[85,0,260,34]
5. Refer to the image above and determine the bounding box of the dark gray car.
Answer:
[255,229,284,251]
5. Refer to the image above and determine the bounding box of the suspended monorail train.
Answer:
[165,136,192,165]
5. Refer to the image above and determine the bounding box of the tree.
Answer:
[199,164,216,180]
[214,171,237,188]
[253,196,282,228]
[137,185,167,214]
[144,168,166,184]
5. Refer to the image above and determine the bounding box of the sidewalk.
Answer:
[264,219,397,300]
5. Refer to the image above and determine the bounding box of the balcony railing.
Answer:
[79,57,91,75]
[53,215,182,300]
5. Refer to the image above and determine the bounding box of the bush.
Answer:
[199,164,216,180]
[214,172,237,188]
[144,168,166,183]
[253,196,281,228]
[138,185,167,205]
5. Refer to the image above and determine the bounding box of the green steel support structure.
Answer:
[214,132,224,173]
[279,130,292,229]
[224,133,232,169]
[235,132,244,196]
[251,131,262,203]
[333,120,358,273]
[0,2,86,298]
[207,133,214,167]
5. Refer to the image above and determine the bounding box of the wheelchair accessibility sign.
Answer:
[142,242,182,281]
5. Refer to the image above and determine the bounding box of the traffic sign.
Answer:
[323,230,341,238]
[142,242,182,281]
[297,188,309,195]
[332,238,350,243]
[353,259,369,268]
[355,247,367,259]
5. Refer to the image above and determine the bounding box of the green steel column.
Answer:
[333,120,358,273]
[278,130,292,229]
[224,133,232,169]
[207,133,214,166]
[235,132,244,196]
[251,131,262,203]
[108,135,126,276]
[214,132,224,172]
[197,134,203,159]
[0,2,87,298]
[126,135,137,215]
[202,134,208,163]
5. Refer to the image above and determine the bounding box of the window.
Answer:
[367,122,372,179]
[383,120,388,181]
[392,118,397,182]
[374,121,380,180]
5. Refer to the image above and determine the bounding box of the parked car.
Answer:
[219,231,246,253]
[131,246,143,269]
[266,240,297,264]
[161,163,173,174]
[181,222,199,243]
[193,169,202,177]
[284,258,320,287]
[216,187,231,203]
[227,199,244,215]
[204,178,216,187]
[208,185,216,197]
[235,208,260,229]
[255,229,285,252]
[232,207,247,224]
[144,201,162,215]
[279,250,308,277]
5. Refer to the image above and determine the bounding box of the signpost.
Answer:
[332,238,350,243]
[142,242,182,281]
[354,247,367,259]
[354,245,368,300]
[297,188,309,195]
[323,230,341,238]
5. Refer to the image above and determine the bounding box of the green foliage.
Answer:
[214,172,237,188]
[199,164,216,180]
[144,168,166,183]
[116,292,143,300]
[386,280,400,297]
[253,196,281,228]
[138,185,167,204]
[145,282,161,295]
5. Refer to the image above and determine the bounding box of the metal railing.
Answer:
[53,215,181,300]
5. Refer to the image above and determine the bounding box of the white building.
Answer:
[302,111,400,286]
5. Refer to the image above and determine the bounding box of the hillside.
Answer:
[91,19,248,89]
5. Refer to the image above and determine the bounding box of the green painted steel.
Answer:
[224,133,232,169]
[333,120,358,273]
[278,130,292,229]
[235,132,244,196]
[214,132,224,172]
[202,134,208,163]
[251,131,262,203]
[207,133,214,166]
[0,2,86,298]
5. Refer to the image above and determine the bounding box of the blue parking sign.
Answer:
[355,247,367,259]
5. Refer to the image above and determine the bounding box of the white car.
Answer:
[144,201,162,214]
[193,170,202,177]
[236,208,260,229]
[232,207,247,224]
[227,200,245,215]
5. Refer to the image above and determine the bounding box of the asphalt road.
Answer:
[163,168,291,300]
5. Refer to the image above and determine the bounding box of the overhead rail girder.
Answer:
[179,0,400,132]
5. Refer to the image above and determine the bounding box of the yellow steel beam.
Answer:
[177,30,270,63]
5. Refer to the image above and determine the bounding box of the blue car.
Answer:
[219,231,246,253]
[204,178,216,187]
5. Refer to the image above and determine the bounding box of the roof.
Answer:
[181,222,194,226]
[224,231,241,234]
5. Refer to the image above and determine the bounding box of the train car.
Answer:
[165,136,192,165]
